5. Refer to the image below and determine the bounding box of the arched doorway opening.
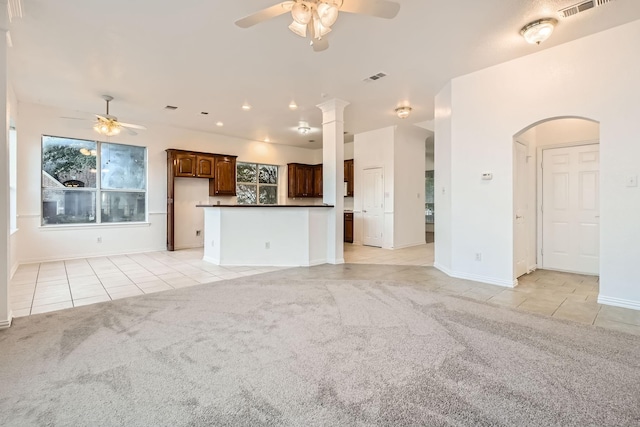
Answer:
[513,116,600,282]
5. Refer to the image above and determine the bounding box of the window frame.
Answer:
[236,162,279,205]
[41,135,148,226]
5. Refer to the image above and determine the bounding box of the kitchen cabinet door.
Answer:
[211,156,236,196]
[175,153,196,177]
[196,155,215,178]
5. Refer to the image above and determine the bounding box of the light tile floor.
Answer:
[9,248,286,318]
[343,243,640,335]
[344,242,434,266]
[9,244,640,336]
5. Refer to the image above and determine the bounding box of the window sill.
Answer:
[10,228,18,236]
[39,222,152,231]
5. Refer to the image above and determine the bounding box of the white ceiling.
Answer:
[8,0,640,148]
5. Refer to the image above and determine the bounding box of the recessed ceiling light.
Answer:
[289,101,298,110]
[264,137,270,142]
[216,121,224,127]
[242,103,252,111]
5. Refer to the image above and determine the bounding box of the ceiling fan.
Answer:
[235,0,400,52]
[91,95,146,136]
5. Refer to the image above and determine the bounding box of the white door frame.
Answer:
[536,139,600,270]
[513,139,532,280]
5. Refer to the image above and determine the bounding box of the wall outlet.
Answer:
[97,237,102,243]
[475,253,482,261]
[196,230,201,237]
[265,242,270,249]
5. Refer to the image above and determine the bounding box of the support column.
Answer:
[0,2,11,328]
[317,99,349,264]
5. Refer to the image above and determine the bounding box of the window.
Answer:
[236,162,278,205]
[41,136,146,225]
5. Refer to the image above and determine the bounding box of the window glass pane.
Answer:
[237,162,257,183]
[42,136,97,189]
[237,184,257,204]
[101,192,146,223]
[259,164,278,184]
[259,186,277,205]
[101,143,146,190]
[42,189,96,224]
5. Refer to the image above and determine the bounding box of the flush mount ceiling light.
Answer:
[395,106,412,119]
[242,103,252,111]
[298,121,311,134]
[289,101,298,110]
[520,18,557,45]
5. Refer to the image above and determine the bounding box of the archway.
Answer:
[512,116,600,282]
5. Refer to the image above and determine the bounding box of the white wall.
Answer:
[16,102,320,263]
[394,125,428,248]
[434,82,452,272]
[436,20,640,307]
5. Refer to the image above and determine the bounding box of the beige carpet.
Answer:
[1,265,639,426]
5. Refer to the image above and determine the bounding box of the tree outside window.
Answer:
[41,135,146,225]
[236,162,278,205]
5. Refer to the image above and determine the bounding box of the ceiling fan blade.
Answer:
[95,114,109,121]
[235,2,292,28]
[339,0,400,19]
[312,38,329,52]
[124,127,138,136]
[119,122,147,130]
[60,116,89,121]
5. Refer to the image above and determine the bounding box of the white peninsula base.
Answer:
[199,205,333,267]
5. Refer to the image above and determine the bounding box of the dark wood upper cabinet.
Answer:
[313,164,323,198]
[344,159,354,197]
[196,155,215,178]
[211,156,236,196]
[175,153,197,177]
[288,163,320,198]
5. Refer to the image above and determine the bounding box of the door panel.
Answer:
[362,168,383,247]
[542,144,599,274]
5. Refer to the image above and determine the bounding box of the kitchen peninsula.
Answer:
[197,204,334,267]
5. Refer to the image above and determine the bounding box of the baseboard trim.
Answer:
[0,313,13,329]
[434,263,516,288]
[391,242,427,250]
[18,246,167,265]
[597,295,640,311]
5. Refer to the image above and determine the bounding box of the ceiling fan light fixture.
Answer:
[291,2,312,25]
[520,18,557,45]
[288,20,307,37]
[395,106,412,119]
[94,119,122,136]
[317,2,339,27]
[313,17,331,39]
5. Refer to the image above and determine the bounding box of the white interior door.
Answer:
[542,144,599,275]
[362,167,383,247]
[514,141,529,278]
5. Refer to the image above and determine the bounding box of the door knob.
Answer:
[363,210,367,213]
[516,215,523,219]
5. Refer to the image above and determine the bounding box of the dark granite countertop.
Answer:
[196,204,334,208]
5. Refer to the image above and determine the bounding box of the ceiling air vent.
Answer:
[363,72,388,83]
[164,105,178,110]
[559,0,615,18]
